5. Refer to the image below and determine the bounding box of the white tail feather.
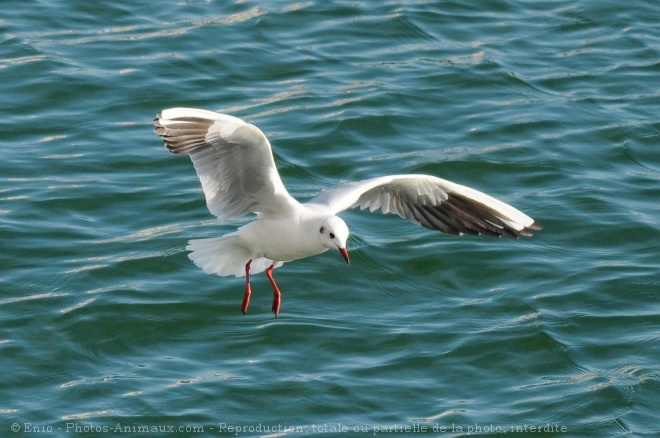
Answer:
[186,234,282,277]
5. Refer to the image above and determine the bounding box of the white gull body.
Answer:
[154,108,541,316]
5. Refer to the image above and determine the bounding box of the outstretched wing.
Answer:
[154,108,298,220]
[308,174,541,238]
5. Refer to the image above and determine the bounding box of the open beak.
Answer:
[338,247,350,265]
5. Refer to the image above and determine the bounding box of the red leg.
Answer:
[241,260,252,315]
[266,264,282,317]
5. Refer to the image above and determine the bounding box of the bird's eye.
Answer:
[319,226,325,234]
[329,232,335,239]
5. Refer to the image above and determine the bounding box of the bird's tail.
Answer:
[186,234,281,278]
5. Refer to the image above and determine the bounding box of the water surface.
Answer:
[1,1,658,437]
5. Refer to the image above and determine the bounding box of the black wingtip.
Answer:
[529,221,543,231]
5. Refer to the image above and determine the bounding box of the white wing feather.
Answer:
[308,174,541,238]
[154,108,298,220]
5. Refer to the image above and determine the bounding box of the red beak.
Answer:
[338,247,350,265]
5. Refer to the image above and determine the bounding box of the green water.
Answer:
[1,1,658,437]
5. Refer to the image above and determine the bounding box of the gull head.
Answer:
[317,216,350,265]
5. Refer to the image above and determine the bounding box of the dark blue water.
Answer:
[1,1,658,437]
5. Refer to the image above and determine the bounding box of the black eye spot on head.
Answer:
[329,232,335,239]
[319,226,325,234]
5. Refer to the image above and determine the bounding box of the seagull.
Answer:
[154,108,541,316]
